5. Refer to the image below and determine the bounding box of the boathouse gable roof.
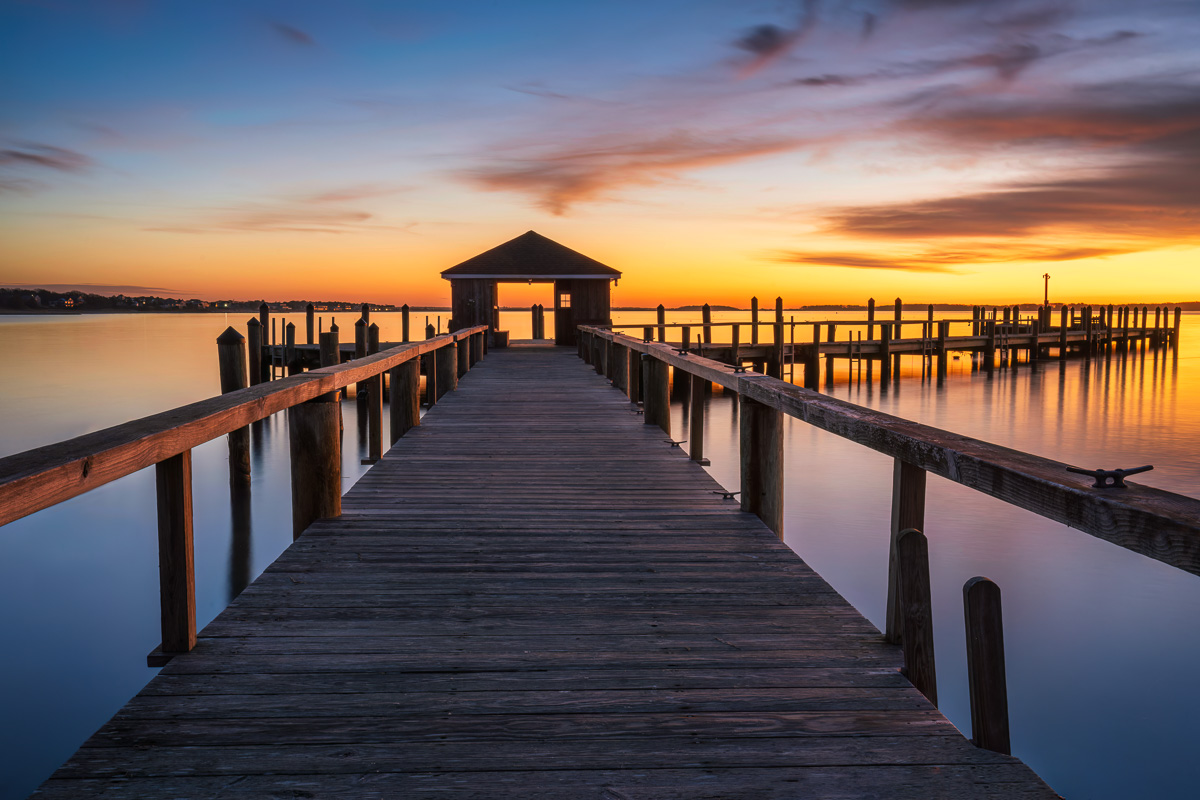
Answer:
[441,230,620,281]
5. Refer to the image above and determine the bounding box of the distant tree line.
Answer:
[0,288,418,313]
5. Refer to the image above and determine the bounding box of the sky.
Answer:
[1,0,1198,307]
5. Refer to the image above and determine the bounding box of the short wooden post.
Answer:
[644,355,670,434]
[605,337,615,380]
[879,325,892,385]
[772,321,784,379]
[402,304,410,342]
[867,298,876,340]
[1173,307,1182,348]
[689,373,706,464]
[354,317,368,408]
[258,303,270,382]
[289,394,341,540]
[436,340,457,398]
[1059,306,1069,360]
[457,335,470,378]
[825,323,836,386]
[389,358,420,444]
[155,449,196,655]
[730,324,741,368]
[751,296,759,344]
[936,321,948,378]
[896,528,937,706]
[306,303,315,344]
[886,459,926,643]
[657,304,666,342]
[217,328,251,483]
[530,304,538,339]
[702,303,712,344]
[681,326,691,353]
[365,324,382,462]
[804,330,820,390]
[283,322,296,376]
[964,576,1011,754]
[246,317,263,387]
[739,393,783,537]
[473,331,484,364]
[318,329,340,374]
[985,320,996,375]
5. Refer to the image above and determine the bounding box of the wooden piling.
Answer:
[389,359,420,444]
[896,528,937,706]
[288,394,341,540]
[867,298,876,340]
[657,304,666,343]
[258,303,270,383]
[457,335,470,378]
[730,324,741,369]
[402,304,410,342]
[1059,306,1069,360]
[886,459,926,643]
[689,374,706,465]
[964,576,1011,755]
[644,355,671,434]
[284,322,298,376]
[612,342,628,393]
[702,303,712,344]
[246,317,263,387]
[628,343,642,403]
[825,323,836,386]
[936,321,948,378]
[739,394,783,537]
[985,320,996,375]
[216,328,251,483]
[681,326,691,354]
[436,341,457,399]
[155,449,196,655]
[1174,306,1182,347]
[751,297,759,344]
[306,303,315,345]
[880,325,892,386]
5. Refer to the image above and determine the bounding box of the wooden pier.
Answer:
[6,307,1200,797]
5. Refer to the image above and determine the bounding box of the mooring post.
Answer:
[530,304,538,339]
[246,317,263,387]
[964,576,1011,754]
[886,459,926,644]
[867,298,876,340]
[804,327,820,390]
[1059,306,1069,360]
[285,322,298,376]
[825,323,836,386]
[730,324,741,369]
[657,304,666,343]
[401,304,410,343]
[305,303,315,345]
[1174,306,1182,348]
[288,392,341,540]
[365,323,383,463]
[436,339,457,399]
[985,320,996,375]
[155,449,195,656]
[389,355,420,444]
[702,303,713,344]
[681,326,691,354]
[689,373,706,465]
[643,354,670,434]
[354,317,368,409]
[750,296,759,345]
[936,321,949,378]
[216,327,251,483]
[739,391,783,537]
[879,325,892,386]
[896,528,937,706]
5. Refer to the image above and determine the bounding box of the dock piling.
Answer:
[154,449,196,658]
[739,394,783,537]
[216,328,251,483]
[897,528,937,706]
[964,576,1011,755]
[887,459,926,644]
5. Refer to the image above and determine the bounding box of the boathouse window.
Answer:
[559,293,571,308]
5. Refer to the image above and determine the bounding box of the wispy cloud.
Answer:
[0,142,92,172]
[773,243,1136,272]
[270,22,315,47]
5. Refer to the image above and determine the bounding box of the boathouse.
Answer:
[442,230,620,346]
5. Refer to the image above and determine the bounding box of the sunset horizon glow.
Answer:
[3,1,1198,308]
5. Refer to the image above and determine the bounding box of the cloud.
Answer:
[298,184,408,204]
[146,205,375,234]
[463,132,806,215]
[0,143,93,172]
[773,243,1136,272]
[734,0,820,77]
[270,22,315,47]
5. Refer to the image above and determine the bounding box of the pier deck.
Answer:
[33,345,1055,798]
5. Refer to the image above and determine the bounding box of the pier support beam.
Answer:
[897,528,937,706]
[436,341,458,399]
[155,450,195,657]
[739,393,783,537]
[216,328,251,483]
[643,355,670,434]
[291,336,342,540]
[389,359,420,444]
[887,459,926,643]
[689,374,707,465]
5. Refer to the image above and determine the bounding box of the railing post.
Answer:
[628,343,642,403]
[246,317,263,387]
[887,458,926,643]
[643,354,670,434]
[155,449,195,656]
[291,334,342,539]
[389,357,421,444]
[605,337,615,380]
[964,576,1011,754]
[689,373,706,465]
[457,335,470,378]
[612,341,628,392]
[436,340,457,399]
[739,392,783,536]
[897,528,937,706]
[216,327,251,483]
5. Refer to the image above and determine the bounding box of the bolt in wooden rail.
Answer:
[896,528,937,706]
[964,576,1011,754]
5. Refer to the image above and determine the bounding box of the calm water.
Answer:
[2,310,1198,799]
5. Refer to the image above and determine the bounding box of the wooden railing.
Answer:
[0,324,489,663]
[578,324,1200,754]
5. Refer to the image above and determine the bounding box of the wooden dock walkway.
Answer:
[32,344,1056,799]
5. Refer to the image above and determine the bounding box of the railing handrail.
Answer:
[0,325,487,528]
[580,324,1200,578]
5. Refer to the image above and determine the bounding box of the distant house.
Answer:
[441,230,620,346]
